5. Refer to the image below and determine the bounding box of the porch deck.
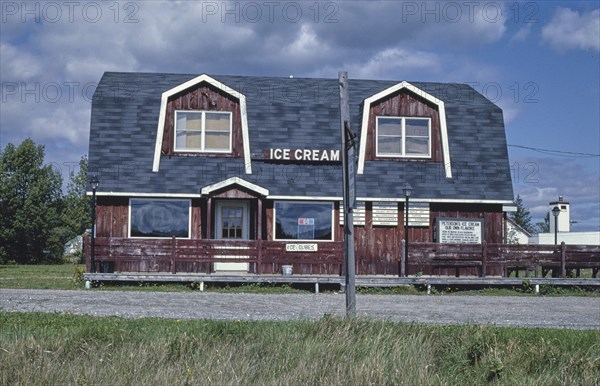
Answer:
[82,272,600,293]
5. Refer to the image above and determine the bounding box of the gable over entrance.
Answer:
[201,177,269,198]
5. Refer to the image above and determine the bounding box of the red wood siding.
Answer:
[265,201,274,240]
[366,90,442,162]
[212,188,259,199]
[191,199,202,239]
[96,197,128,238]
[161,82,243,158]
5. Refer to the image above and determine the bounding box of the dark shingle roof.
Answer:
[88,72,513,202]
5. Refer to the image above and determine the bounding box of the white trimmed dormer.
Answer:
[152,74,252,174]
[357,81,452,178]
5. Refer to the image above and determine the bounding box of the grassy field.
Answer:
[0,264,85,290]
[1,312,598,385]
[1,265,599,384]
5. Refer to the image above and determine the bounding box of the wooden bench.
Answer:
[430,259,483,277]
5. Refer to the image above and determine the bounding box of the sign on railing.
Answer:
[437,218,484,244]
[285,243,318,252]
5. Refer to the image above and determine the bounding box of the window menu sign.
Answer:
[437,218,483,244]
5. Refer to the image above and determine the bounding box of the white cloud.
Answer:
[313,1,506,51]
[542,8,600,52]
[350,48,441,80]
[510,26,532,43]
[282,24,333,64]
[0,43,43,81]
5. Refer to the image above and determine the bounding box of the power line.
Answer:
[508,144,600,158]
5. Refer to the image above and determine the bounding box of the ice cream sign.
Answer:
[266,148,340,162]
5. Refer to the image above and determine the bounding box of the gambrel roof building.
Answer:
[88,72,514,275]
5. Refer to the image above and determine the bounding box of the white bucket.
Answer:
[282,265,293,276]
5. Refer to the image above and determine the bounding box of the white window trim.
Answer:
[273,200,335,242]
[128,198,192,239]
[358,81,452,177]
[174,110,232,153]
[375,116,431,158]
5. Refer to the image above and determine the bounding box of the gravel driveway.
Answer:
[1,289,599,329]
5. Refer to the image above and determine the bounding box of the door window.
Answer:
[221,206,244,239]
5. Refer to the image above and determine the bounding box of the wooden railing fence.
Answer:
[85,237,599,278]
[85,237,343,275]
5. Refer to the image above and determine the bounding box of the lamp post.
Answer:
[403,184,412,277]
[90,175,99,273]
[551,206,560,245]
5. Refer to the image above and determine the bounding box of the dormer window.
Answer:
[376,116,431,158]
[175,110,232,153]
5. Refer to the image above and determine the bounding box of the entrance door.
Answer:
[214,200,250,272]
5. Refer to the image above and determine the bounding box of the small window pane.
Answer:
[405,119,429,136]
[205,132,230,151]
[406,137,429,155]
[378,136,402,155]
[186,132,202,149]
[205,113,230,132]
[176,114,187,131]
[186,114,202,131]
[378,118,402,136]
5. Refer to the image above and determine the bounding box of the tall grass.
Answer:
[1,312,598,385]
[0,264,85,290]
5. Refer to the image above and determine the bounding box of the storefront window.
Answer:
[274,201,333,240]
[130,199,190,238]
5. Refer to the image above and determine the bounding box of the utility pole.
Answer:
[339,71,356,317]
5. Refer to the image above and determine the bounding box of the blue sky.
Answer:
[1,0,599,230]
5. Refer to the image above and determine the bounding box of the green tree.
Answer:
[535,213,550,234]
[0,139,63,263]
[61,157,90,236]
[510,195,534,234]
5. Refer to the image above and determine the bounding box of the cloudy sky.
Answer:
[1,0,599,231]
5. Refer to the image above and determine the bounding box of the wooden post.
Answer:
[339,71,356,318]
[481,241,487,277]
[257,199,263,274]
[84,236,90,273]
[257,239,262,275]
[396,202,402,277]
[560,241,566,278]
[171,236,177,274]
[400,239,406,277]
[206,197,212,239]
